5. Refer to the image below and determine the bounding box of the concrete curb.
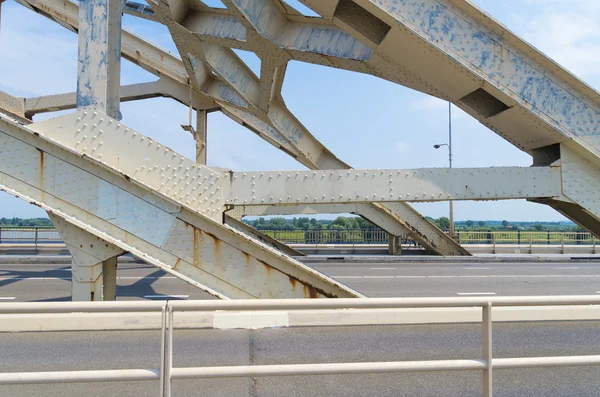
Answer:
[298,254,600,264]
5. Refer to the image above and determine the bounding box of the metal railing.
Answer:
[260,229,597,246]
[0,227,597,248]
[261,229,403,244]
[2,296,600,396]
[0,227,62,247]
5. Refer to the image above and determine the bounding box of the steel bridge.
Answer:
[0,0,599,301]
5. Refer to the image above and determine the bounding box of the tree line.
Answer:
[0,217,53,227]
[245,216,377,231]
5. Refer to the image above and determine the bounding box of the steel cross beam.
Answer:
[15,0,463,255]
[24,82,164,118]
[147,0,466,255]
[227,167,561,205]
[0,111,360,299]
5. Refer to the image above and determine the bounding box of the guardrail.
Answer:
[0,227,62,248]
[2,296,600,396]
[262,229,597,246]
[262,228,396,244]
[0,227,596,247]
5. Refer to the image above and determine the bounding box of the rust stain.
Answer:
[174,258,182,270]
[193,227,199,268]
[258,258,271,276]
[288,276,297,290]
[205,231,221,259]
[303,285,319,299]
[37,149,44,197]
[287,275,336,299]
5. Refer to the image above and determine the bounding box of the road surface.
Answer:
[2,261,600,301]
[1,259,600,396]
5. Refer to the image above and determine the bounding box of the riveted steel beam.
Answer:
[76,0,124,119]
[16,0,470,255]
[228,167,562,205]
[297,0,600,155]
[4,112,360,299]
[0,90,26,120]
[25,82,164,118]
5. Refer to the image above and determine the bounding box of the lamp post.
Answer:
[434,102,454,237]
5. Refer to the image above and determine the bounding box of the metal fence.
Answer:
[260,229,596,246]
[0,227,597,247]
[2,296,600,397]
[261,229,398,244]
[0,227,62,246]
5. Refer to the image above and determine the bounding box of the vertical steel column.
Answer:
[76,0,124,119]
[196,110,207,165]
[388,235,402,255]
[102,257,117,300]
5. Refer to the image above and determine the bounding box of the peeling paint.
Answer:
[369,0,599,140]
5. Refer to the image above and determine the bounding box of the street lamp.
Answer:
[434,102,454,237]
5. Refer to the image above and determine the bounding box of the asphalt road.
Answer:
[2,260,600,396]
[2,261,600,301]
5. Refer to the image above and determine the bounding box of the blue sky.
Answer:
[0,0,598,221]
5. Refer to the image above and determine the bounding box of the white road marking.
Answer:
[556,267,580,269]
[331,275,600,280]
[143,294,189,299]
[0,297,16,300]
[457,292,497,296]
[464,267,489,270]
[370,268,395,270]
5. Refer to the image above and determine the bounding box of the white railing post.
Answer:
[483,302,493,397]
[165,306,174,397]
[160,305,167,397]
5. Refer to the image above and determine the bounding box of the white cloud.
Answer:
[525,12,600,78]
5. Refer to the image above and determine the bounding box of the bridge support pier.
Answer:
[49,215,124,301]
[388,235,402,256]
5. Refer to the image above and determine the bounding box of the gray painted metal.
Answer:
[0,113,361,299]
[4,0,600,298]
[227,167,561,205]
[76,0,124,120]
[13,0,465,256]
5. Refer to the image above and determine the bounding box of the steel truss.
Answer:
[1,0,599,300]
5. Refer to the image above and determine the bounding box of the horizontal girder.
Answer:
[227,167,561,205]
[0,111,361,299]
[15,0,467,256]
